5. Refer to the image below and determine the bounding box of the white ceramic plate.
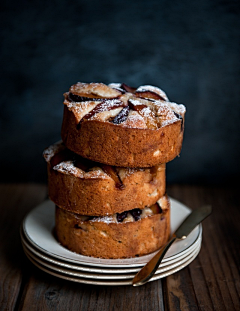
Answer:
[22,198,201,268]
[24,247,201,286]
[23,242,201,280]
[21,228,202,273]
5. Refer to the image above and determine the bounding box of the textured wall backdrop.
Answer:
[1,0,240,184]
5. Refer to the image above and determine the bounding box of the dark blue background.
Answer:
[1,0,240,184]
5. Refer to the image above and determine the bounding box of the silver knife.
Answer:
[132,204,212,286]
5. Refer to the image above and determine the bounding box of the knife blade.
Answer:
[175,204,212,239]
[132,204,212,286]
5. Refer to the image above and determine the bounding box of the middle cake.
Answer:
[43,141,166,216]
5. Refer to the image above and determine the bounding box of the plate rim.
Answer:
[23,242,201,280]
[21,227,202,273]
[24,247,201,286]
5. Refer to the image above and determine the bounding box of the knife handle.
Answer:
[132,235,177,286]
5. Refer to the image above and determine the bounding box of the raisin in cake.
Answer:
[43,141,166,216]
[61,82,186,167]
[55,195,170,259]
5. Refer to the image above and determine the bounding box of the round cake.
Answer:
[55,195,170,259]
[43,141,166,216]
[61,82,186,167]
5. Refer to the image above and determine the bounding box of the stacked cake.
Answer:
[43,82,186,259]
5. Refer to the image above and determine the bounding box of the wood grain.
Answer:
[18,269,164,311]
[0,184,239,311]
[166,185,240,311]
[0,184,47,311]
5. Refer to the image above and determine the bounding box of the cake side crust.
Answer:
[43,142,166,215]
[55,196,170,259]
[48,163,166,215]
[61,106,184,167]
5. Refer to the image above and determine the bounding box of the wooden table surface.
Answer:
[0,183,239,311]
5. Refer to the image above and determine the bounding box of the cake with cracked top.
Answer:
[61,82,186,167]
[55,195,170,259]
[43,141,166,216]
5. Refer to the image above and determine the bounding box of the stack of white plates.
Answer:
[20,198,202,286]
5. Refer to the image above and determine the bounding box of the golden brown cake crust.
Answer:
[61,107,184,167]
[61,82,186,167]
[55,196,170,259]
[43,141,166,216]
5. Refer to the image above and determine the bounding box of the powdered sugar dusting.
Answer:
[108,83,122,89]
[66,100,100,122]
[90,107,123,121]
[121,110,148,129]
[43,141,64,161]
[84,168,109,179]
[140,107,158,129]
[54,161,83,177]
[128,98,144,107]
[66,101,93,109]
[54,161,109,179]
[91,215,116,224]
[155,103,180,127]
[167,102,186,116]
[136,85,169,101]
[90,204,158,224]
[140,106,155,118]
[70,82,121,98]
[66,100,96,111]
[92,99,123,113]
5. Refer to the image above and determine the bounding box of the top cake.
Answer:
[61,82,186,167]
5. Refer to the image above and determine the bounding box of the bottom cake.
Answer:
[55,195,170,259]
